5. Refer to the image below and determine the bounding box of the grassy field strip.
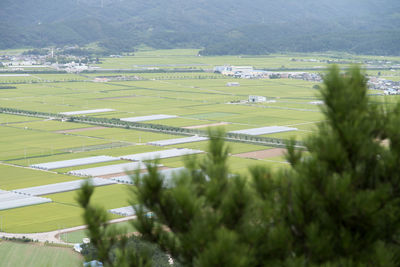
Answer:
[283,120,323,127]
[99,50,361,69]
[155,79,235,95]
[0,242,82,267]
[44,184,133,210]
[257,158,289,164]
[238,103,320,112]
[0,162,79,190]
[0,203,88,233]
[9,120,95,132]
[59,220,136,244]
[0,125,115,161]
[0,114,43,124]
[68,127,182,143]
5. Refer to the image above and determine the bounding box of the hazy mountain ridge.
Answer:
[1,0,399,55]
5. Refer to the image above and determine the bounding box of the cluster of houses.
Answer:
[274,71,322,82]
[214,65,323,82]
[0,54,49,71]
[368,77,400,95]
[215,66,400,95]
[0,47,99,73]
[290,57,400,68]
[55,61,90,73]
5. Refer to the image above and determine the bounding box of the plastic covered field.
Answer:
[12,178,116,196]
[120,114,177,122]
[0,189,52,210]
[59,108,115,115]
[30,155,119,170]
[148,136,208,146]
[229,126,298,136]
[120,148,203,161]
[111,167,186,187]
[68,162,149,177]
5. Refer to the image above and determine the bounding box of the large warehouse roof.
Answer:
[120,114,177,122]
[229,126,298,136]
[30,156,119,170]
[120,148,203,161]
[148,136,208,146]
[12,178,116,196]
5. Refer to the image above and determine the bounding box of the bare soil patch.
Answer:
[183,122,230,129]
[56,126,106,133]
[234,148,287,160]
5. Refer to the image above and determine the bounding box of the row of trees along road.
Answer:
[78,66,400,266]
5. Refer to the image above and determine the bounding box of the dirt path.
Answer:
[0,216,137,245]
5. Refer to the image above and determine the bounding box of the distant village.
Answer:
[1,52,399,95]
[0,47,100,73]
[291,57,400,69]
[214,65,323,82]
[215,65,400,95]
[368,77,400,95]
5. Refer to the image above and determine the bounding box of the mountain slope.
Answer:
[1,0,399,55]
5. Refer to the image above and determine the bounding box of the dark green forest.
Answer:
[1,0,399,55]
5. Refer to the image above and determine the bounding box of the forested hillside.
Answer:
[1,0,399,55]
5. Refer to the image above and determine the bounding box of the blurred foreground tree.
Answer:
[78,66,400,266]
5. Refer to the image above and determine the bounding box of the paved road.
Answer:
[0,216,137,245]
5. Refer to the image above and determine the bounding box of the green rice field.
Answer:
[1,49,397,234]
[60,220,136,244]
[0,164,79,190]
[0,241,82,267]
[0,184,130,233]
